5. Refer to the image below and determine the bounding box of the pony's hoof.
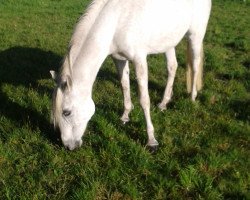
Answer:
[158,103,166,111]
[147,139,159,154]
[122,121,128,125]
[147,145,159,154]
[120,115,130,124]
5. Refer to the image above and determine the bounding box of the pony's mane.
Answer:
[52,86,61,128]
[60,0,109,77]
[53,0,109,128]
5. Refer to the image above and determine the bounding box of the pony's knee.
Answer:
[139,95,150,109]
[167,63,178,79]
[166,49,178,74]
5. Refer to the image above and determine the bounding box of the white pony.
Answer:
[50,0,211,150]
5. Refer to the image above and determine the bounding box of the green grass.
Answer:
[0,0,249,199]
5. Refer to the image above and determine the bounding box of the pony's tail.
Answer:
[186,42,203,93]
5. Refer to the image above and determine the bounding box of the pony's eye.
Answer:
[62,110,71,117]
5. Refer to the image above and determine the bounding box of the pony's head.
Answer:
[50,70,95,150]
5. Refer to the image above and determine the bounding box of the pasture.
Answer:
[0,0,249,199]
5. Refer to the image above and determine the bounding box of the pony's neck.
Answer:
[65,0,119,97]
[71,38,110,97]
[69,0,109,66]
[60,0,110,80]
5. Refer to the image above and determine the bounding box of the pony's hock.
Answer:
[51,0,211,150]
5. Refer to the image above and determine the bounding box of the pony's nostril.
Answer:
[66,145,76,151]
[76,140,83,148]
[64,140,82,151]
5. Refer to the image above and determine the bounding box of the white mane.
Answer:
[53,0,109,128]
[60,0,109,77]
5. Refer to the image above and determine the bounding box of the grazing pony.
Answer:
[50,0,211,150]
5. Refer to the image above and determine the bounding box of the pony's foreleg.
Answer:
[158,48,178,111]
[187,36,204,101]
[134,56,158,149]
[113,58,133,124]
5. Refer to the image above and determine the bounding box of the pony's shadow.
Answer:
[0,46,61,144]
[0,47,139,146]
[0,47,176,148]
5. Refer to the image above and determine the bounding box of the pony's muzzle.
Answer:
[64,139,83,151]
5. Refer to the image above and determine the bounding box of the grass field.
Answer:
[0,0,249,199]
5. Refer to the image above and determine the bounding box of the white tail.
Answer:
[186,43,204,93]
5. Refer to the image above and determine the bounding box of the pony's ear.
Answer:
[60,75,72,91]
[50,70,58,81]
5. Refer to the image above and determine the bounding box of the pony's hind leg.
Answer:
[186,35,204,101]
[158,48,178,111]
[113,58,133,123]
[186,0,210,101]
[133,55,158,150]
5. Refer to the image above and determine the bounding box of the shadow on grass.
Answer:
[0,46,61,87]
[230,98,250,122]
[0,46,181,148]
[0,46,61,144]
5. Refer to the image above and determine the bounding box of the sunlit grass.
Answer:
[0,0,249,199]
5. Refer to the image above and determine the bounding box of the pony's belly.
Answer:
[111,30,186,60]
[112,26,188,59]
[145,31,187,54]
